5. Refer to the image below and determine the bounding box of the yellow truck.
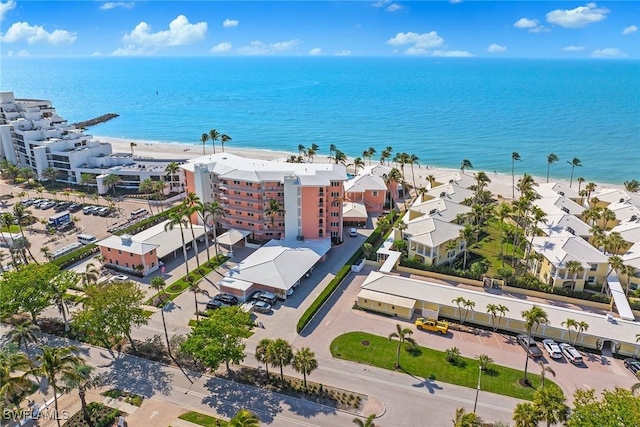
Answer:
[414,317,449,334]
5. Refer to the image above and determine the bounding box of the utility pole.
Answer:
[473,366,483,413]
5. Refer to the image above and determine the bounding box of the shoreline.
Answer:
[97,135,623,200]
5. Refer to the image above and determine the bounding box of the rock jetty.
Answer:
[71,113,119,129]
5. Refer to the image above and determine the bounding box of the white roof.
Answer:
[541,213,592,238]
[404,216,463,248]
[531,234,608,268]
[224,239,331,291]
[593,188,640,208]
[536,182,581,200]
[433,172,476,189]
[217,229,251,246]
[342,201,368,219]
[607,202,640,223]
[182,153,346,184]
[361,271,640,343]
[421,183,475,204]
[97,220,206,258]
[622,242,640,269]
[610,221,640,245]
[362,164,391,179]
[219,276,254,291]
[405,198,471,224]
[344,171,387,193]
[358,287,416,308]
[534,196,586,217]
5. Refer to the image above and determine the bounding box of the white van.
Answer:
[559,343,583,365]
[77,234,97,245]
[130,208,149,220]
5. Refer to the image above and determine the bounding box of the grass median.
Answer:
[330,332,558,401]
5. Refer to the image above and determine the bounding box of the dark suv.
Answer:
[517,334,543,358]
[213,293,238,306]
[206,300,225,311]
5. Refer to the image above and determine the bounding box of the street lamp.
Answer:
[473,365,483,413]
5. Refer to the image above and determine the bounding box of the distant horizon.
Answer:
[1,1,638,59]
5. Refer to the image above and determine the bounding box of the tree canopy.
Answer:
[0,263,60,322]
[567,388,640,427]
[181,306,254,371]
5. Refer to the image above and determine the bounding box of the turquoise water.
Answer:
[2,57,639,184]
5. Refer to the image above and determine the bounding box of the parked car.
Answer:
[109,275,128,283]
[349,228,358,237]
[39,201,56,210]
[32,199,48,208]
[624,358,640,377]
[67,203,82,212]
[54,202,70,212]
[559,343,583,365]
[253,300,272,314]
[83,206,96,214]
[415,317,449,334]
[213,293,238,305]
[517,334,544,358]
[206,300,225,311]
[256,291,278,305]
[97,207,111,217]
[542,339,564,359]
[20,199,35,207]
[57,222,75,232]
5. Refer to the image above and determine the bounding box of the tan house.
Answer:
[534,195,586,217]
[432,172,476,189]
[397,216,464,266]
[403,198,471,225]
[591,188,640,209]
[609,221,640,253]
[540,213,592,239]
[417,183,475,205]
[621,242,640,292]
[529,233,609,291]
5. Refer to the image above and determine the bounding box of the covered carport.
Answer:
[342,201,368,227]
[216,229,251,257]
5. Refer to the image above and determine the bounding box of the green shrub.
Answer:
[113,205,182,236]
[297,265,351,333]
[51,244,99,269]
[400,256,483,280]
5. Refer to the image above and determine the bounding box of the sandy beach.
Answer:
[101,136,622,201]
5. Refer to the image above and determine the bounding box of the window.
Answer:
[331,221,339,227]
[247,192,253,197]
[372,191,378,196]
[331,212,339,217]
[115,260,119,265]
[331,181,340,187]
[587,276,596,283]
[318,229,323,237]
[561,207,570,214]
[566,227,575,235]
[235,220,243,224]
[234,191,241,195]
[331,192,339,197]
[233,180,240,185]
[151,262,155,267]
[130,253,133,257]
[107,248,111,252]
[126,263,129,268]
[118,250,122,254]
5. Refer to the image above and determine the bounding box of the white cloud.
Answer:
[237,39,300,55]
[373,1,403,12]
[0,22,77,44]
[487,44,506,53]
[335,49,351,56]
[0,0,16,21]
[514,18,539,29]
[432,50,474,57]
[404,46,428,56]
[450,0,463,3]
[623,25,638,35]
[123,15,207,47]
[528,25,550,33]
[562,45,585,51]
[386,31,443,48]
[222,19,239,29]
[100,2,134,10]
[546,3,609,28]
[308,48,322,56]
[386,4,403,12]
[91,51,103,56]
[591,48,627,58]
[210,42,232,53]
[112,44,152,56]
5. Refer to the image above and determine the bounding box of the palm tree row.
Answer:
[200,129,232,155]
[255,338,318,388]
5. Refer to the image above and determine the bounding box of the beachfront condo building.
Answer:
[181,153,347,242]
[0,91,184,194]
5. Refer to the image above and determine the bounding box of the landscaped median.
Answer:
[145,254,230,307]
[330,332,558,401]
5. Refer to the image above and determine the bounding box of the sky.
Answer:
[0,1,638,58]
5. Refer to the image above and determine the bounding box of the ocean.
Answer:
[2,57,639,185]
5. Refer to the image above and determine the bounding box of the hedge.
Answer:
[297,264,351,333]
[113,205,182,236]
[51,244,99,269]
[506,274,611,304]
[400,256,483,281]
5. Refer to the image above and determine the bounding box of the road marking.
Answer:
[149,410,158,419]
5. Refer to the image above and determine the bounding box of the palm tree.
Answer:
[298,144,306,157]
[574,321,589,346]
[353,157,365,175]
[220,134,231,153]
[380,148,391,165]
[537,361,555,388]
[601,207,617,231]
[460,159,473,174]
[139,178,156,213]
[353,414,377,427]
[165,209,190,277]
[255,338,273,378]
[208,129,220,154]
[511,152,521,198]
[546,153,559,183]
[603,255,624,294]
[517,173,537,198]
[525,206,547,266]
[41,166,59,187]
[79,173,95,188]
[50,271,77,332]
[183,193,202,271]
[291,347,318,388]
[6,321,39,354]
[266,199,285,232]
[229,409,260,427]
[0,344,33,411]
[521,305,549,383]
[452,407,482,427]
[567,157,582,188]
[328,144,337,162]
[188,280,203,321]
[200,134,210,154]
[62,364,101,427]
[462,298,476,323]
[198,200,225,263]
[366,147,376,165]
[494,202,512,267]
[306,146,317,163]
[565,260,584,291]
[584,181,597,205]
[334,149,348,165]
[452,296,467,324]
[459,224,474,270]
[81,263,101,288]
[624,179,640,193]
[30,346,84,427]
[476,354,493,371]
[130,141,137,154]
[622,264,638,296]
[165,161,181,193]
[577,176,585,192]
[12,203,37,264]
[150,277,171,356]
[561,318,577,344]
[383,168,402,210]
[268,338,293,385]
[388,323,415,369]
[40,245,53,261]
[103,174,122,195]
[533,386,569,427]
[512,402,539,427]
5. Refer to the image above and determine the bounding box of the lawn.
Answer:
[0,224,20,233]
[330,332,558,401]
[178,411,228,426]
[469,218,524,276]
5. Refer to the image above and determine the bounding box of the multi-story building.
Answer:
[0,91,184,194]
[181,153,347,242]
